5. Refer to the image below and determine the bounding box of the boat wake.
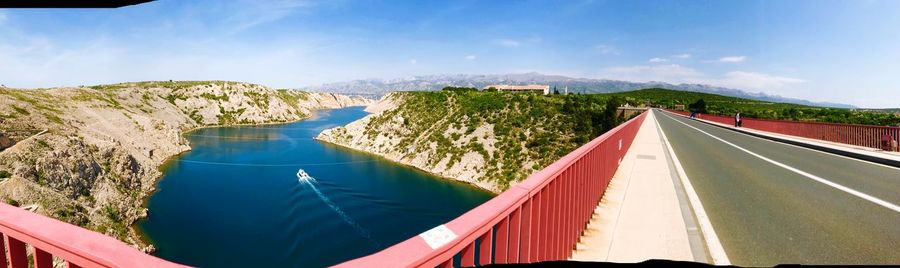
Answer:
[298,172,378,246]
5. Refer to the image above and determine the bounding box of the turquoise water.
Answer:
[137,107,494,267]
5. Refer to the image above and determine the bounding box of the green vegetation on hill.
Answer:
[275,89,309,110]
[861,108,900,114]
[90,80,238,91]
[364,91,628,189]
[613,88,900,126]
[0,88,65,125]
[440,86,479,92]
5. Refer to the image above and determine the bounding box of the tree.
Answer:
[553,86,560,95]
[601,97,624,132]
[485,87,498,92]
[688,99,707,113]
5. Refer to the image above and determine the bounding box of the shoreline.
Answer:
[314,135,501,195]
[131,106,364,253]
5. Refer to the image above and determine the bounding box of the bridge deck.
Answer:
[656,110,900,265]
[571,111,703,262]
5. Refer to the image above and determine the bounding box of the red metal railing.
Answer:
[0,203,189,268]
[337,112,648,267]
[667,110,900,152]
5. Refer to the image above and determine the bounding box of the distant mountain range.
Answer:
[306,72,856,109]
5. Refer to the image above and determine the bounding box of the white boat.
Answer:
[297,169,313,181]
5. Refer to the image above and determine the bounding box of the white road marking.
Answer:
[663,110,900,172]
[653,111,731,265]
[660,111,900,214]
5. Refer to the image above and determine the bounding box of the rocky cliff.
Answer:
[0,81,371,251]
[316,91,624,193]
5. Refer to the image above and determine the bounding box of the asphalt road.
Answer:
[653,109,900,265]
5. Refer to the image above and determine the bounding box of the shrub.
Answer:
[36,139,51,148]
[3,197,19,207]
[11,105,29,115]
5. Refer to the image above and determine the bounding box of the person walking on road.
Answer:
[735,112,742,127]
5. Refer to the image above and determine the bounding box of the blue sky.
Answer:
[1,0,898,107]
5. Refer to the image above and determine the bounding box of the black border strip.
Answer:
[672,112,900,169]
[0,0,152,8]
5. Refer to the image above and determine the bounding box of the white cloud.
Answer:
[597,64,805,92]
[648,57,668,63]
[673,53,691,59]
[0,38,306,88]
[408,58,417,65]
[224,0,313,33]
[595,44,620,55]
[599,64,704,83]
[0,22,368,89]
[464,55,477,60]
[718,56,746,63]
[493,39,521,48]
[713,71,806,90]
[0,11,7,24]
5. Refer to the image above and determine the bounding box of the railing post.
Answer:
[508,208,521,263]
[572,161,580,255]
[34,248,53,268]
[547,186,556,260]
[565,166,574,258]
[583,154,589,224]
[541,188,551,261]
[520,200,532,263]
[569,168,575,257]
[461,242,476,267]
[494,216,509,264]
[561,176,569,259]
[478,229,493,266]
[552,180,561,260]
[0,233,7,268]
[6,236,28,268]
[579,158,586,249]
[592,150,598,218]
[529,192,541,262]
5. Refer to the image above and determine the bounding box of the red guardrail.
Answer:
[337,111,648,267]
[667,110,900,152]
[0,203,189,268]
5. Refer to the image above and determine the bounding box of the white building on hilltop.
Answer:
[483,84,550,95]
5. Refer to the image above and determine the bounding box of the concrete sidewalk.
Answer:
[571,111,703,263]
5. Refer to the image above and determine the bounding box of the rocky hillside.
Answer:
[0,81,371,251]
[317,91,625,193]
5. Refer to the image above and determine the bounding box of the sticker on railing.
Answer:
[419,224,458,250]
[618,139,622,150]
